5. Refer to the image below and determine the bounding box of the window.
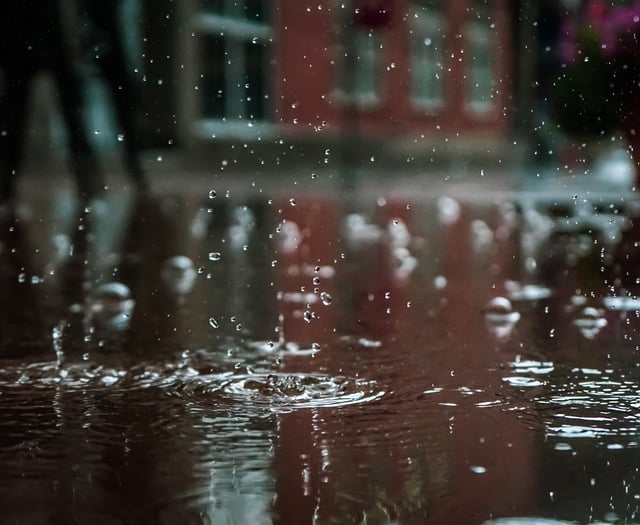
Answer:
[193,0,272,136]
[336,2,384,106]
[465,3,496,114]
[409,1,446,111]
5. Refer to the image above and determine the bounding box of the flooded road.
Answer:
[2,185,640,524]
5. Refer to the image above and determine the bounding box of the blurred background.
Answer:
[9,0,623,190]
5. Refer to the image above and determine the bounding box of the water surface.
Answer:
[1,187,640,524]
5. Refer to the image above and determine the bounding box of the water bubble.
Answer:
[573,306,607,339]
[161,255,197,295]
[88,282,135,332]
[483,297,520,340]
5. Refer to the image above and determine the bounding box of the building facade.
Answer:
[11,0,518,174]
[132,0,516,172]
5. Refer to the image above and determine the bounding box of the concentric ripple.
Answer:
[186,372,385,411]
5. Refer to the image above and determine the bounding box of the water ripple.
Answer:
[180,372,385,412]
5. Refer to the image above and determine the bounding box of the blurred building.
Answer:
[19,0,525,178]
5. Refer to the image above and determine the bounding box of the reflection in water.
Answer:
[4,189,640,522]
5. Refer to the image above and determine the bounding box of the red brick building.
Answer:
[15,0,521,174]
[130,0,518,172]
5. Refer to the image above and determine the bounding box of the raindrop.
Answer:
[209,190,217,199]
[320,292,332,305]
[208,252,222,261]
[117,134,125,142]
[209,317,219,329]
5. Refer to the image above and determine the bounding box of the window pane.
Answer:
[244,0,268,22]
[200,35,227,118]
[466,3,495,113]
[410,2,445,109]
[244,40,268,120]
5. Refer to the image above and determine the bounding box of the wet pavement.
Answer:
[2,167,640,524]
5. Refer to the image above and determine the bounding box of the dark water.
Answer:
[2,187,640,524]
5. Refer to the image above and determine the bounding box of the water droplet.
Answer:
[289,198,296,206]
[209,190,217,199]
[209,317,219,329]
[208,252,222,261]
[161,255,196,295]
[117,134,125,142]
[320,292,332,306]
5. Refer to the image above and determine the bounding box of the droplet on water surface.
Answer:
[161,255,196,295]
[88,282,135,332]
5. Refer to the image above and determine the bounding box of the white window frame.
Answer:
[192,0,275,139]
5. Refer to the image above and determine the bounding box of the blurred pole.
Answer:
[340,12,358,191]
[512,0,539,139]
